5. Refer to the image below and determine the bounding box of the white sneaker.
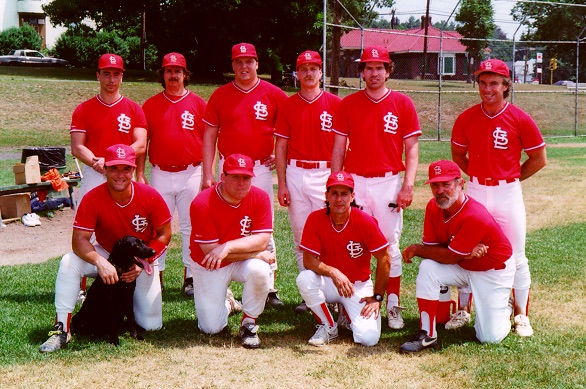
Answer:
[337,304,351,331]
[514,314,534,337]
[445,310,471,330]
[308,324,338,346]
[387,306,406,329]
[30,213,41,226]
[21,214,36,227]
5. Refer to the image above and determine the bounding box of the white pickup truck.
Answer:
[0,49,70,67]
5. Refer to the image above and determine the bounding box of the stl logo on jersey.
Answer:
[117,113,132,133]
[181,110,195,131]
[383,111,399,134]
[240,215,252,236]
[320,111,333,132]
[132,214,149,233]
[253,101,268,121]
[346,240,364,259]
[492,127,509,150]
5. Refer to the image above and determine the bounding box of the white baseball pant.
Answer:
[189,259,271,334]
[416,258,514,343]
[296,270,381,346]
[54,244,162,331]
[218,158,278,291]
[285,165,329,271]
[150,164,202,271]
[75,165,106,209]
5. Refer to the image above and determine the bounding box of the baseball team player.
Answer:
[400,160,514,353]
[71,53,148,208]
[202,42,288,306]
[297,171,390,346]
[450,59,547,336]
[139,52,207,296]
[331,46,421,329]
[40,144,172,353]
[275,50,341,312]
[189,154,274,349]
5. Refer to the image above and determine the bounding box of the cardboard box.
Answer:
[13,156,41,185]
[0,193,31,220]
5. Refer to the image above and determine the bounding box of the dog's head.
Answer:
[110,236,156,275]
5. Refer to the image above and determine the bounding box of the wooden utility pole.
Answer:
[421,0,431,79]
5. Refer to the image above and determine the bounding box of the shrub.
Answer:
[0,24,42,55]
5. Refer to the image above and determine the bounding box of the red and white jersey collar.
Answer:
[297,90,324,104]
[480,101,509,119]
[232,78,261,94]
[96,94,124,107]
[363,88,391,104]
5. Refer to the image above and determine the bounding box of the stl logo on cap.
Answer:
[433,165,442,176]
[238,157,247,167]
[109,55,118,65]
[304,52,312,60]
[371,48,380,58]
[240,45,248,54]
[336,172,345,181]
[170,54,177,63]
[116,146,127,159]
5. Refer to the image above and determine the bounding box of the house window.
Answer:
[441,54,456,75]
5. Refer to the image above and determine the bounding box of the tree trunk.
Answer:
[330,0,341,96]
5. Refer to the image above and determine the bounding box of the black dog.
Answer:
[70,236,155,346]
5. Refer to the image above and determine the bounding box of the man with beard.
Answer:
[399,160,514,353]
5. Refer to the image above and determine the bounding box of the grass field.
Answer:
[1,69,586,388]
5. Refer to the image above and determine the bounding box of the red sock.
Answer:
[417,298,439,338]
[386,276,401,306]
[241,314,256,325]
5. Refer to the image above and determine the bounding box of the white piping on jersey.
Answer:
[370,242,390,254]
[215,183,241,209]
[114,182,135,209]
[232,78,261,94]
[329,214,350,232]
[299,243,320,257]
[297,90,324,104]
[162,90,190,104]
[442,194,468,223]
[363,88,391,104]
[95,94,124,107]
[480,101,509,119]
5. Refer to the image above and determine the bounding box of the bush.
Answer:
[0,24,42,55]
[53,25,158,69]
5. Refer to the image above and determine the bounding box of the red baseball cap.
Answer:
[425,160,461,184]
[98,53,125,71]
[104,144,136,167]
[327,171,354,189]
[232,43,257,60]
[162,52,187,69]
[360,46,390,63]
[474,59,510,78]
[296,50,322,69]
[223,154,255,177]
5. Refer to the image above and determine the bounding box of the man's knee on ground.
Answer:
[353,328,380,347]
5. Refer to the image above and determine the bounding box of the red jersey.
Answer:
[73,182,171,253]
[203,79,288,160]
[451,102,545,179]
[275,90,341,161]
[300,207,389,283]
[142,91,207,166]
[422,195,512,271]
[189,184,273,268]
[70,95,148,158]
[332,89,421,176]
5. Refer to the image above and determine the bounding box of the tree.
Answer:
[455,0,496,82]
[488,27,512,62]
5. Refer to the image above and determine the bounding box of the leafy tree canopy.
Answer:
[455,0,495,60]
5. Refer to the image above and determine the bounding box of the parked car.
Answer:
[553,80,575,87]
[0,49,70,67]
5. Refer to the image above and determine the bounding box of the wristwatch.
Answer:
[373,293,383,302]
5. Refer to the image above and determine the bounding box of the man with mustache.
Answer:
[139,52,207,296]
[275,50,341,313]
[331,46,421,330]
[400,160,514,353]
[202,43,288,307]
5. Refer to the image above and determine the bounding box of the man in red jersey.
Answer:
[189,154,274,349]
[202,42,288,306]
[40,144,172,353]
[297,171,390,347]
[331,46,421,329]
[70,54,147,207]
[139,52,207,296]
[400,160,514,353]
[275,50,341,312]
[450,59,546,336]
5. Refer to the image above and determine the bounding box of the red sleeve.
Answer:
[203,89,221,127]
[299,212,322,256]
[250,188,273,233]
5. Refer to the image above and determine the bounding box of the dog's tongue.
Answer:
[137,258,153,275]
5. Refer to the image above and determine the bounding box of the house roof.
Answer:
[340,26,467,54]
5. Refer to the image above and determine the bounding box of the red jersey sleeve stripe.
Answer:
[251,228,274,234]
[73,226,94,232]
[525,142,546,152]
[202,118,218,127]
[451,140,468,148]
[369,242,390,253]
[299,244,320,256]
[332,128,348,136]
[403,130,423,139]
[448,246,470,256]
[193,238,219,244]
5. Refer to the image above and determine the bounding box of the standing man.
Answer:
[297,171,390,347]
[71,53,148,207]
[202,42,288,306]
[451,59,547,336]
[39,144,172,352]
[139,52,207,296]
[400,160,514,353]
[189,154,274,349]
[275,50,341,312]
[331,46,421,329]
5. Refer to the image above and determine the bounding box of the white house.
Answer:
[0,0,66,50]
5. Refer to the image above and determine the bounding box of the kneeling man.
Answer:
[400,160,514,353]
[297,171,390,346]
[189,154,274,349]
